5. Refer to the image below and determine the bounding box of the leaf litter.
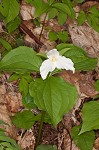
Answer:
[0,0,99,149]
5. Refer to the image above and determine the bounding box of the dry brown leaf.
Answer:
[17,129,35,150]
[58,71,80,85]
[20,0,48,21]
[94,138,99,150]
[48,19,66,32]
[59,70,98,97]
[0,104,11,125]
[68,23,99,58]
[78,71,98,97]
[0,103,18,139]
[0,84,6,96]
[20,1,35,20]
[81,1,99,11]
[5,92,22,113]
[58,129,80,150]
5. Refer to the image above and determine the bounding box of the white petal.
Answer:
[40,59,55,80]
[47,49,59,59]
[56,56,75,73]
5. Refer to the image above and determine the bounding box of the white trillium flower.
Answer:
[40,49,75,80]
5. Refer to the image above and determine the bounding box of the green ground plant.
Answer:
[0,0,99,150]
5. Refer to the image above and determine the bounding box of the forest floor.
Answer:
[0,0,99,150]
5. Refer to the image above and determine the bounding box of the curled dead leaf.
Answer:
[5,92,22,113]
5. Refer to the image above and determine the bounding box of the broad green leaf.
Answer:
[62,0,75,19]
[22,74,33,83]
[89,6,99,17]
[19,78,29,97]
[0,38,12,51]
[37,52,47,59]
[71,125,95,150]
[95,80,99,92]
[36,144,57,150]
[59,48,70,56]
[33,0,49,18]
[24,0,34,5]
[0,0,19,23]
[65,51,97,71]
[80,101,99,134]
[58,31,68,42]
[58,12,67,25]
[48,8,58,20]
[56,43,98,71]
[0,145,3,150]
[0,46,42,72]
[0,130,5,135]
[22,93,36,109]
[0,12,5,21]
[12,110,35,129]
[48,0,55,5]
[8,73,20,82]
[7,16,21,33]
[52,3,71,16]
[29,77,78,126]
[62,0,73,7]
[5,148,15,150]
[56,43,85,54]
[77,11,86,25]
[4,148,13,150]
[48,31,58,41]
[0,136,21,150]
[87,14,99,32]
[76,0,85,3]
[1,142,14,149]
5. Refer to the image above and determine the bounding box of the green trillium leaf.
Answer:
[0,46,42,73]
[29,76,78,126]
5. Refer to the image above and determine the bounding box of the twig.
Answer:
[20,23,43,51]
[39,13,48,41]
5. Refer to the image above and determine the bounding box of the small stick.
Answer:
[20,23,43,49]
[39,13,48,41]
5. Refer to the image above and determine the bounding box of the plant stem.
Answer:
[35,111,46,148]
[39,13,48,41]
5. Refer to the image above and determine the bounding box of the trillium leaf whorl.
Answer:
[40,49,75,80]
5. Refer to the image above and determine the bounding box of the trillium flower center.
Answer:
[51,56,57,62]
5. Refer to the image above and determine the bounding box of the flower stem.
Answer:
[35,111,46,148]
